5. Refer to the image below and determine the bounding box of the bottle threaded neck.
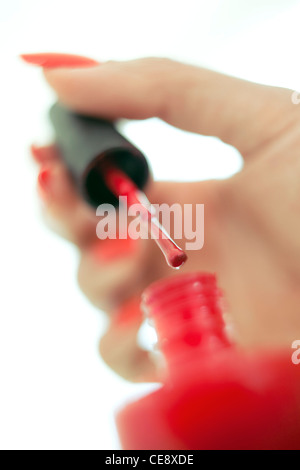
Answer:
[142,273,230,371]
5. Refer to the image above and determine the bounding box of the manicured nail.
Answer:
[112,297,143,327]
[20,52,99,68]
[37,167,52,199]
[90,237,138,263]
[31,144,54,164]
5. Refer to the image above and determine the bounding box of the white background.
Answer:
[0,0,300,450]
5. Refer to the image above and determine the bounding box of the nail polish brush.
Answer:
[49,103,187,269]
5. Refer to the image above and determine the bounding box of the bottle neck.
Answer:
[142,273,231,377]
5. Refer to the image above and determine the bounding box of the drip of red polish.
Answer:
[104,167,187,269]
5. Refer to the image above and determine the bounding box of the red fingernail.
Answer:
[20,52,99,68]
[37,167,52,199]
[112,297,143,327]
[31,144,52,164]
[91,237,138,263]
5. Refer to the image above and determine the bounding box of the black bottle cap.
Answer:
[49,103,150,208]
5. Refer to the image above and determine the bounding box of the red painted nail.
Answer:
[37,167,52,199]
[90,237,138,263]
[20,52,99,69]
[112,297,143,327]
[31,144,53,164]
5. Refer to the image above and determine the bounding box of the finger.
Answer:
[31,144,60,164]
[99,297,158,383]
[77,237,146,312]
[78,238,163,383]
[37,153,98,246]
[21,52,99,68]
[42,57,298,157]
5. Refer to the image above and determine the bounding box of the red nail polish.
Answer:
[37,167,52,198]
[20,52,99,68]
[31,144,44,163]
[31,145,53,164]
[104,167,187,269]
[112,297,143,327]
[90,237,138,263]
[116,273,300,450]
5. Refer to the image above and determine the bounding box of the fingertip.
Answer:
[111,296,142,327]
[41,59,158,119]
[36,160,75,204]
[89,237,139,264]
[30,144,59,164]
[37,164,53,201]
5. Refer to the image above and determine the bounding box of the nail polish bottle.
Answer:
[116,273,300,450]
[50,103,150,208]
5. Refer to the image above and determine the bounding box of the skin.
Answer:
[33,58,300,382]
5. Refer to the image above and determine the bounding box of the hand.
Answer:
[25,54,300,382]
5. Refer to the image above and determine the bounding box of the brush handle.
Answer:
[49,103,150,208]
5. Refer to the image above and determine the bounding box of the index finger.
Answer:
[41,57,297,158]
